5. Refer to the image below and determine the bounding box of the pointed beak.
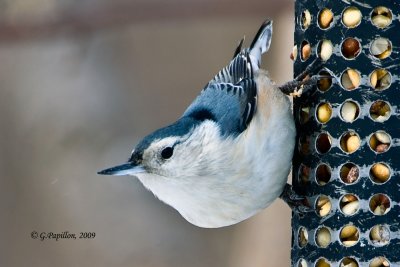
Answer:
[97,162,145,176]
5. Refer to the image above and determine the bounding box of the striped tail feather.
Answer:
[249,20,273,71]
[208,19,273,86]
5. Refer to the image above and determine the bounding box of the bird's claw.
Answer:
[280,183,313,215]
[289,86,303,98]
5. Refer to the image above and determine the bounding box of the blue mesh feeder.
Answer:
[291,1,399,266]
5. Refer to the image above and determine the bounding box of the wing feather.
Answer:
[184,78,257,136]
[183,20,273,137]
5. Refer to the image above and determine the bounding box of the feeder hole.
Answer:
[317,40,333,61]
[316,195,331,217]
[317,70,332,92]
[371,7,392,28]
[316,102,332,124]
[301,10,311,30]
[370,69,391,90]
[299,135,311,155]
[369,225,390,246]
[370,38,392,60]
[340,257,359,267]
[291,45,298,60]
[318,8,334,29]
[370,163,391,184]
[369,131,391,153]
[370,101,391,122]
[298,227,309,248]
[301,40,311,61]
[315,227,331,248]
[315,258,331,267]
[339,194,359,216]
[316,133,332,154]
[339,163,359,184]
[342,6,362,28]
[369,257,390,267]
[315,163,331,185]
[339,225,359,247]
[299,104,311,124]
[369,194,391,215]
[341,38,361,59]
[298,259,308,267]
[340,100,360,122]
[340,131,360,154]
[299,164,311,184]
[341,69,360,90]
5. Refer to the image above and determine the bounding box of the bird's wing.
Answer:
[182,20,273,136]
[183,79,257,136]
[211,20,272,85]
[211,46,253,85]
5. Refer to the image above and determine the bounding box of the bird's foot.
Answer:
[293,57,323,82]
[279,57,336,96]
[278,73,323,97]
[289,86,303,98]
[280,183,313,214]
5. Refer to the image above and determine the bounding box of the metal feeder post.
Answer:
[292,1,399,266]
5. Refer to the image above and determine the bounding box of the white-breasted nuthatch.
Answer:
[99,20,317,228]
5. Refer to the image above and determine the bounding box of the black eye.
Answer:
[161,147,174,159]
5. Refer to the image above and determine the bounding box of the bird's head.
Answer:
[98,116,221,179]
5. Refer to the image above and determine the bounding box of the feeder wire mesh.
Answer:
[292,1,400,266]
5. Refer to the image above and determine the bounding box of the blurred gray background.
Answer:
[0,0,295,266]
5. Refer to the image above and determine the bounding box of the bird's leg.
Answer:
[293,57,323,82]
[278,75,319,97]
[279,183,313,214]
[278,58,325,97]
